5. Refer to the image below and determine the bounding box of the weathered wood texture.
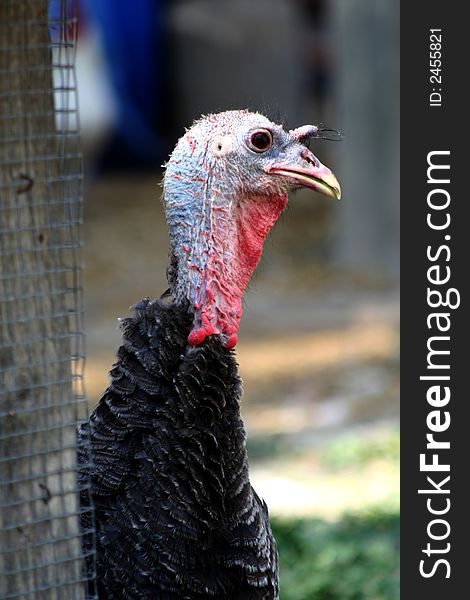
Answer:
[0,2,90,597]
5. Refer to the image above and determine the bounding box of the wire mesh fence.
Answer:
[0,1,96,597]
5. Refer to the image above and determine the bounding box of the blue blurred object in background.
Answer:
[81,0,168,171]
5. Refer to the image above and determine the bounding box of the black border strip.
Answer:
[401,3,467,597]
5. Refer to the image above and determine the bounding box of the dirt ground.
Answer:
[83,173,399,518]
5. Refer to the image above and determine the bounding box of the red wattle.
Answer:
[187,328,209,346]
[188,193,287,347]
[225,334,238,349]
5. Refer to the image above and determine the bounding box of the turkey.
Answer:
[79,110,341,599]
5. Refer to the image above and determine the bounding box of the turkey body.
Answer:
[78,297,278,599]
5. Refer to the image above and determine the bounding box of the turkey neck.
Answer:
[164,141,287,349]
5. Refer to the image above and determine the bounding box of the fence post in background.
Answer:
[0,1,94,597]
[331,0,400,277]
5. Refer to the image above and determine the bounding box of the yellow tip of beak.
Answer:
[321,173,341,200]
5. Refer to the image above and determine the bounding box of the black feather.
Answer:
[311,126,343,142]
[78,298,279,599]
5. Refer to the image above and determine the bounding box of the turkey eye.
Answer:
[248,130,273,153]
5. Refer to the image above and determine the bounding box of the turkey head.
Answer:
[163,110,341,349]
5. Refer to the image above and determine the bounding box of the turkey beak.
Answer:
[266,140,341,200]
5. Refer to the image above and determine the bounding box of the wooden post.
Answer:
[331,0,400,277]
[0,2,88,597]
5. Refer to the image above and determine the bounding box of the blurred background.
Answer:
[76,1,399,598]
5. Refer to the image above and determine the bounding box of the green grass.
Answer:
[319,430,400,471]
[272,509,399,600]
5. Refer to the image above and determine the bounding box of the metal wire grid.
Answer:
[0,1,96,597]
